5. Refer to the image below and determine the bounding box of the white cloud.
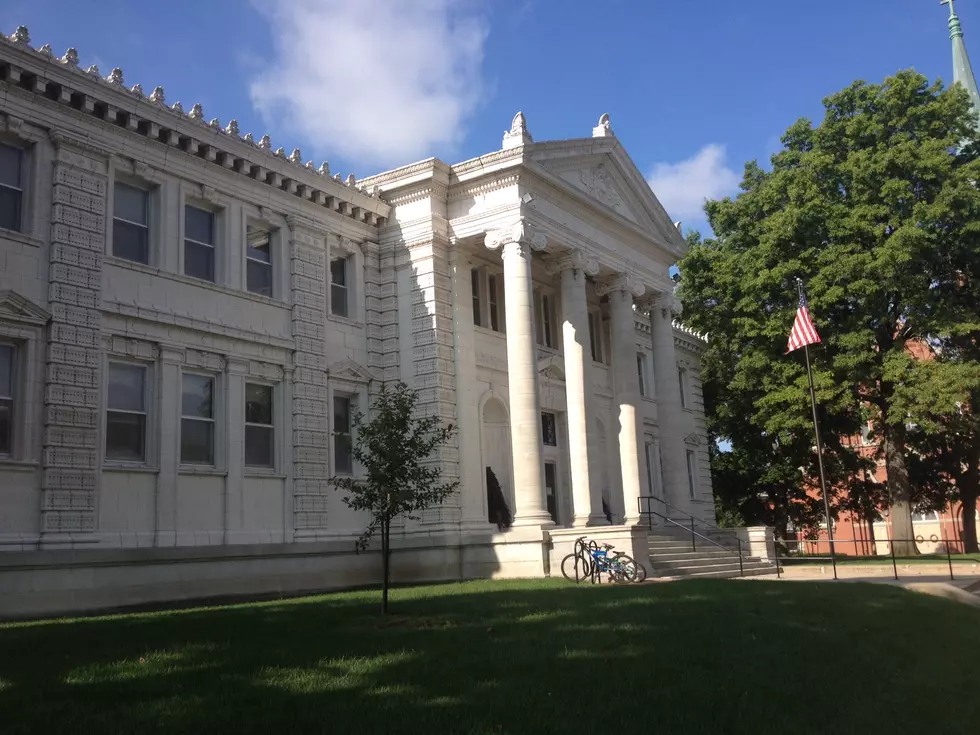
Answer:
[250,0,489,167]
[647,144,740,221]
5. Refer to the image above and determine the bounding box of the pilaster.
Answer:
[408,238,460,527]
[40,133,109,544]
[648,292,691,516]
[288,223,331,533]
[155,345,184,547]
[224,356,248,542]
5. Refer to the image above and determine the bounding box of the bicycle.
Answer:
[561,538,648,584]
[560,536,595,582]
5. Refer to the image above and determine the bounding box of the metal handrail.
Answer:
[639,495,744,548]
[641,506,748,577]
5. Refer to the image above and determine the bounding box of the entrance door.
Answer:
[544,462,559,524]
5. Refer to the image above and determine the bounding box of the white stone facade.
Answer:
[0,30,714,617]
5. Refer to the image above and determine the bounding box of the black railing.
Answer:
[639,495,745,551]
[774,534,977,582]
[638,500,750,577]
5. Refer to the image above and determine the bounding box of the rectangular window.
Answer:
[244,383,274,467]
[645,441,664,498]
[246,225,273,297]
[331,257,349,318]
[181,373,215,465]
[334,395,353,474]
[0,143,23,232]
[184,204,215,282]
[113,182,149,264]
[637,353,647,397]
[541,293,556,348]
[588,312,602,362]
[686,449,698,499]
[106,362,147,462]
[541,412,557,446]
[488,274,501,332]
[678,367,688,408]
[0,344,14,455]
[471,268,482,327]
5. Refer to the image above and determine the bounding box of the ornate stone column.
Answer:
[597,274,648,525]
[649,292,690,515]
[547,251,605,526]
[485,222,552,527]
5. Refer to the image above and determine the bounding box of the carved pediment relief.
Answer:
[684,432,703,447]
[0,291,51,326]
[327,359,374,384]
[537,354,565,382]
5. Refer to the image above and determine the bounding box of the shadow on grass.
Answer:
[1,579,979,735]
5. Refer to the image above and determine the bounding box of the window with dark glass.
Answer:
[488,273,500,332]
[541,294,556,348]
[245,383,274,467]
[678,367,688,408]
[0,143,23,232]
[637,353,647,397]
[331,257,349,317]
[181,373,215,465]
[184,204,215,282]
[106,362,146,461]
[686,449,698,499]
[471,268,482,327]
[334,395,353,474]
[541,412,557,446]
[0,344,14,455]
[588,311,601,362]
[246,225,273,297]
[113,182,149,264]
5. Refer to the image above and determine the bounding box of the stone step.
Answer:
[652,555,761,569]
[651,562,775,580]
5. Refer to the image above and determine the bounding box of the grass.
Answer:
[2,578,979,734]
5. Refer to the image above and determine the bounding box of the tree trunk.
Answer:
[882,420,916,556]
[867,518,877,556]
[959,481,978,555]
[381,516,391,615]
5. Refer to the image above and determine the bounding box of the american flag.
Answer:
[786,289,821,353]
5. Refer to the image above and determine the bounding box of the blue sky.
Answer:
[3,0,969,233]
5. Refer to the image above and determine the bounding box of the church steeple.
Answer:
[943,0,980,128]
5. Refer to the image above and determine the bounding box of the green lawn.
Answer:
[2,579,979,734]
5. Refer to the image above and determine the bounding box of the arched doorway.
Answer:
[481,396,513,529]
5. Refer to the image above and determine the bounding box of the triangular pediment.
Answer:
[0,290,51,326]
[328,359,375,383]
[531,140,687,256]
[537,354,565,382]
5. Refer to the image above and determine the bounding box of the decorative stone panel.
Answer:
[41,137,108,537]
[408,241,460,525]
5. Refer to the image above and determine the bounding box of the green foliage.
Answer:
[679,71,980,550]
[331,382,459,611]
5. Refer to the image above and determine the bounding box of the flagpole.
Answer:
[798,279,838,580]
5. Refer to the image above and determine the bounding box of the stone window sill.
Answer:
[103,463,160,474]
[106,256,290,310]
[0,459,40,472]
[245,470,286,479]
[641,396,657,404]
[179,466,228,476]
[0,228,43,248]
[327,314,364,329]
[474,325,506,339]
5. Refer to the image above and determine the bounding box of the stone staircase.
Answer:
[647,530,776,579]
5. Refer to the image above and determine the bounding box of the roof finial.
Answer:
[593,112,615,138]
[225,119,239,136]
[942,0,980,132]
[10,26,30,44]
[189,103,204,121]
[944,0,963,38]
[107,67,124,85]
[502,110,533,149]
[62,48,78,67]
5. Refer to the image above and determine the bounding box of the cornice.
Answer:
[0,27,390,225]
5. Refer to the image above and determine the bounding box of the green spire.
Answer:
[943,0,980,130]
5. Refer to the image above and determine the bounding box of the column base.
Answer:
[573,513,613,528]
[512,511,556,528]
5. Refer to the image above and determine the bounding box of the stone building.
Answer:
[0,27,718,616]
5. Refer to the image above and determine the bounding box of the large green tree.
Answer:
[680,71,980,555]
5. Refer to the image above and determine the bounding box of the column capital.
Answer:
[545,249,599,277]
[595,273,645,298]
[485,220,548,256]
